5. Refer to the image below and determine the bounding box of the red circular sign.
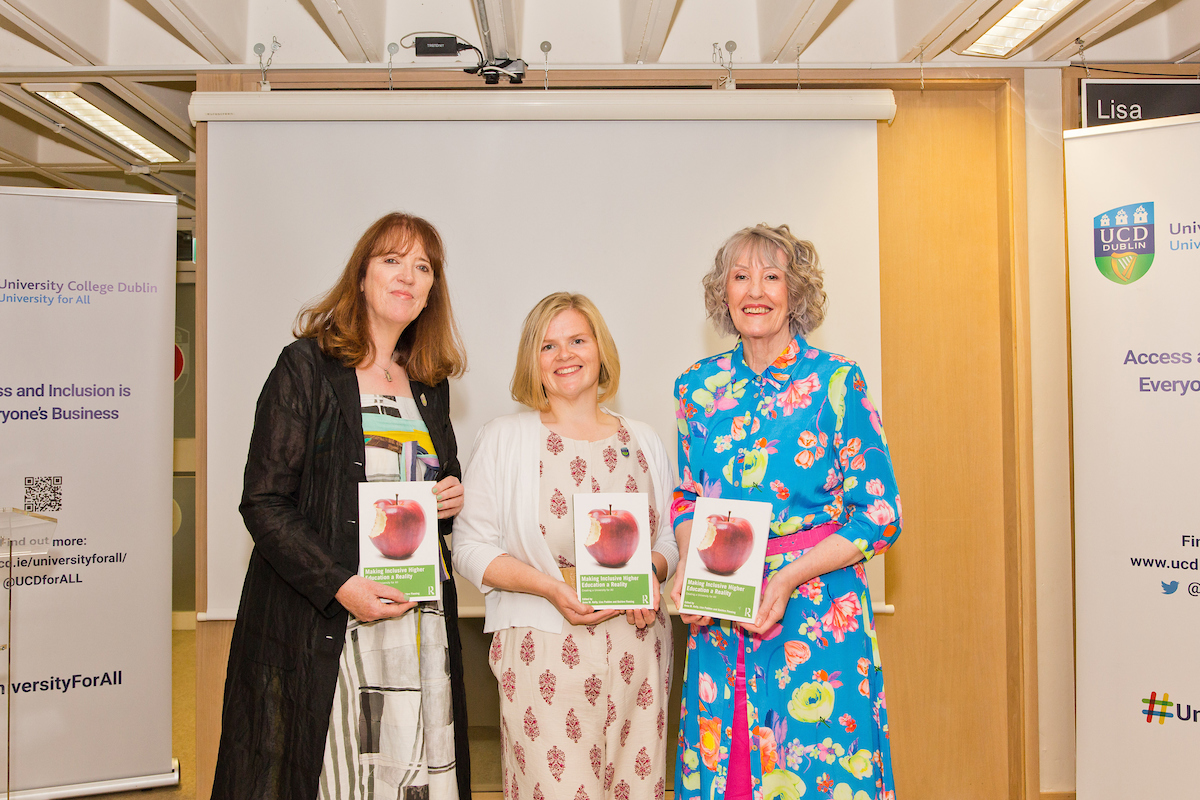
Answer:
[174,344,185,382]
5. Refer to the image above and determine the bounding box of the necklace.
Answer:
[373,358,397,382]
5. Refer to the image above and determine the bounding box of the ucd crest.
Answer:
[1094,203,1154,284]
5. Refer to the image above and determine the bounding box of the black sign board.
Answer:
[1082,80,1200,127]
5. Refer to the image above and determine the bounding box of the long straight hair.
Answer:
[294,213,467,385]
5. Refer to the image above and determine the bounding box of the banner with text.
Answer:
[1066,117,1200,798]
[0,187,177,794]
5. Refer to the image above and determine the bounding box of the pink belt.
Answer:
[764,521,842,556]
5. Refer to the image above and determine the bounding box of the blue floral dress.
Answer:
[673,336,902,800]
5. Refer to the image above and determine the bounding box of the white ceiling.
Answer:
[1,0,1197,214]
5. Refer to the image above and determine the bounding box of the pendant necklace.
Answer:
[374,359,395,382]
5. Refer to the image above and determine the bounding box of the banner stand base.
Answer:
[5,759,180,800]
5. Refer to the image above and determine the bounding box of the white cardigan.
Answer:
[451,410,680,634]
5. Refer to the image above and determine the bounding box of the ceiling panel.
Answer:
[1166,0,1200,60]
[0,13,71,65]
[1081,0,1171,60]
[658,0,762,64]
[246,0,348,64]
[523,0,625,65]
[0,0,1193,216]
[109,0,206,64]
[799,0,898,63]
[5,0,111,63]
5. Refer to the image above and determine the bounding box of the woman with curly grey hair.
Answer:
[670,224,902,800]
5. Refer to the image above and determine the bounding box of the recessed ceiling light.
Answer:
[25,86,179,163]
[963,0,1079,58]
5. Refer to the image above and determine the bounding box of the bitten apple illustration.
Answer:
[585,505,640,568]
[696,512,754,575]
[369,495,426,559]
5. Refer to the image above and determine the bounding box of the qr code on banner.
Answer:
[24,476,62,513]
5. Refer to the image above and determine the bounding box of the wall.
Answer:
[1023,67,1075,796]
[192,69,1042,800]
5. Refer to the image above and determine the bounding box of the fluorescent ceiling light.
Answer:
[963,0,1077,58]
[33,90,178,163]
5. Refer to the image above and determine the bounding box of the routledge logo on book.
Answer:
[1095,203,1155,284]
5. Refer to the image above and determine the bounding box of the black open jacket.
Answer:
[212,338,471,800]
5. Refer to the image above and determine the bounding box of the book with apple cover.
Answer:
[678,497,773,623]
[358,481,441,603]
[572,492,654,610]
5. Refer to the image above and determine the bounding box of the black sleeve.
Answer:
[239,344,354,615]
[431,378,472,800]
[437,378,461,541]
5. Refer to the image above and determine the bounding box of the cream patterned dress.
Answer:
[489,424,673,800]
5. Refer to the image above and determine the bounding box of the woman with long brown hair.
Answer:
[213,212,471,800]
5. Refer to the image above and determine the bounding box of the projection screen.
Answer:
[198,90,890,618]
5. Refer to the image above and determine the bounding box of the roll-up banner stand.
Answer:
[0,187,178,797]
[1066,115,1200,798]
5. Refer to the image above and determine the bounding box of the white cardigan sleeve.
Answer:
[450,423,509,592]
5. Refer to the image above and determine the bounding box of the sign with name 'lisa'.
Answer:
[1082,80,1200,128]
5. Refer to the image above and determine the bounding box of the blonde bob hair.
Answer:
[510,292,621,412]
[294,212,467,386]
[702,223,827,338]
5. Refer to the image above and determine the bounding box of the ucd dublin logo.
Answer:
[1095,203,1155,284]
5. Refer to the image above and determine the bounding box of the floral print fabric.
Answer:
[672,337,902,800]
[538,424,656,569]
[488,423,671,800]
[491,613,672,800]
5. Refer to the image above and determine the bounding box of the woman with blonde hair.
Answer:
[454,292,678,800]
[213,212,472,800]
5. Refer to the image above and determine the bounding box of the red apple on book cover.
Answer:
[697,512,754,575]
[585,505,640,568]
[370,495,426,559]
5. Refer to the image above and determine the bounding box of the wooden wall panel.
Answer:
[192,99,223,800]
[196,620,233,799]
[193,71,245,799]
[997,78,1041,800]
[874,87,1014,800]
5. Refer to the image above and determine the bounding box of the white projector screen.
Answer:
[205,112,883,618]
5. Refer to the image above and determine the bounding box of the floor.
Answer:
[95,632,524,800]
[99,630,674,800]
[106,630,196,800]
[468,726,502,793]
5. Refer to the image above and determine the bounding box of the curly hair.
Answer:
[701,223,827,338]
